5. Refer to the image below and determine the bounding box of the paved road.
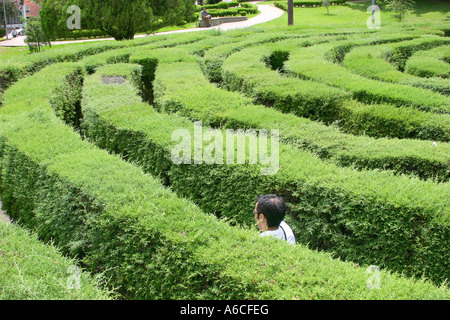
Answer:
[0,2,284,47]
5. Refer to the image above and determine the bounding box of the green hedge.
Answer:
[337,99,450,143]
[0,221,113,300]
[221,40,350,124]
[201,30,311,83]
[0,31,207,93]
[77,31,208,74]
[405,45,450,79]
[343,41,450,95]
[220,36,450,142]
[286,39,450,114]
[198,7,258,18]
[195,54,450,180]
[196,1,240,11]
[55,29,110,41]
[3,64,449,299]
[274,0,347,10]
[78,54,450,286]
[381,37,450,72]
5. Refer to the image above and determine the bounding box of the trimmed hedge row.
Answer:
[381,37,450,72]
[3,65,448,299]
[286,38,450,114]
[274,0,347,10]
[78,31,209,74]
[0,30,209,93]
[195,2,240,11]
[343,42,450,95]
[337,99,450,143]
[221,39,350,123]
[405,45,450,79]
[202,30,396,84]
[155,53,450,182]
[78,50,450,285]
[0,221,113,300]
[196,2,257,15]
[55,29,110,41]
[206,8,258,17]
[201,30,311,83]
[220,36,450,142]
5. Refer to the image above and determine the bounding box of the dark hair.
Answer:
[256,194,286,228]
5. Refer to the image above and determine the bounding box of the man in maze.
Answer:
[254,194,296,244]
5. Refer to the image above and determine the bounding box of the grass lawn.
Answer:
[257,0,449,32]
[0,46,29,60]
[0,1,447,60]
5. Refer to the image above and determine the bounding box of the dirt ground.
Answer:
[0,201,10,223]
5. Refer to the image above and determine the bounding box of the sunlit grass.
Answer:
[256,0,449,32]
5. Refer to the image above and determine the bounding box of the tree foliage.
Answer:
[382,0,415,22]
[40,0,196,41]
[149,0,196,28]
[40,0,75,40]
[24,16,51,53]
[1,0,19,25]
[79,0,154,40]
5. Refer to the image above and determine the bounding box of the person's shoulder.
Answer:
[280,221,291,230]
[280,221,296,244]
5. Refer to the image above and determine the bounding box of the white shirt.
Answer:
[260,221,296,244]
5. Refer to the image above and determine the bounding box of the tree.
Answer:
[1,0,18,25]
[322,0,331,15]
[40,0,196,41]
[287,0,293,26]
[148,0,196,28]
[40,0,75,40]
[80,0,154,40]
[25,16,51,53]
[383,0,415,22]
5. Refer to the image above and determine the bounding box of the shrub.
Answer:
[221,43,350,123]
[56,29,110,41]
[220,35,450,141]
[286,39,450,114]
[405,46,450,79]
[78,53,450,285]
[0,221,113,300]
[24,17,51,54]
[3,63,449,299]
[343,43,450,95]
[381,36,450,71]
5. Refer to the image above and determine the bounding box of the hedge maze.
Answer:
[0,27,449,299]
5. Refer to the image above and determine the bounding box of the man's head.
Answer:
[254,194,286,231]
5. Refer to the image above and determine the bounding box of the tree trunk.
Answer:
[288,0,294,26]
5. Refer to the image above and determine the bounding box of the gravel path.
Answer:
[0,2,284,47]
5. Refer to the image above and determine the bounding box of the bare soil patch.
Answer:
[101,75,127,85]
